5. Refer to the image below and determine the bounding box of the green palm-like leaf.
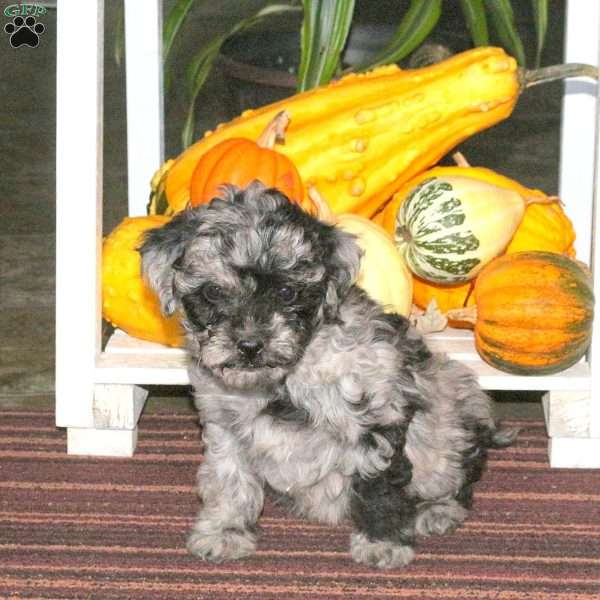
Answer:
[297,0,356,92]
[460,0,489,47]
[531,0,548,67]
[365,0,442,69]
[163,0,199,92]
[182,4,300,149]
[484,0,526,66]
[164,0,197,63]
[114,0,196,73]
[181,36,223,149]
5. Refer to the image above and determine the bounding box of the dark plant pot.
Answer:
[218,25,395,118]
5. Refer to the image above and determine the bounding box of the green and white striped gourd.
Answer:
[394,176,553,284]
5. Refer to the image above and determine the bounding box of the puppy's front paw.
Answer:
[187,525,257,562]
[350,532,414,569]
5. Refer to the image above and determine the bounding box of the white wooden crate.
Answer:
[55,0,600,465]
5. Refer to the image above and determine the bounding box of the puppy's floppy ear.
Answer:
[324,227,362,316]
[138,209,201,316]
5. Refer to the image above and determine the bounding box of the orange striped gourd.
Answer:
[447,252,594,375]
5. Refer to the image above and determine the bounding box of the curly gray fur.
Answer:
[139,181,516,569]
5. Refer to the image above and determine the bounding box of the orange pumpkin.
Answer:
[447,252,594,375]
[189,111,313,213]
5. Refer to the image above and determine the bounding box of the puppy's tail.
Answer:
[487,424,519,449]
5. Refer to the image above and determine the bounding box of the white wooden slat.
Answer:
[588,5,600,439]
[67,427,139,458]
[97,332,189,385]
[95,358,190,386]
[547,437,600,468]
[104,328,187,355]
[55,0,104,428]
[559,0,599,263]
[124,0,164,216]
[98,330,591,391]
[426,328,591,391]
[542,391,591,438]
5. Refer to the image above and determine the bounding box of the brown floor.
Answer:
[1,1,567,418]
[3,410,600,599]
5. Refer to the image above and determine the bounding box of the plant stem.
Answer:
[446,306,478,325]
[396,225,413,244]
[523,194,560,207]
[452,151,470,167]
[307,185,335,223]
[257,111,292,149]
[521,63,599,89]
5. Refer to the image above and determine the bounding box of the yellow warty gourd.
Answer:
[152,47,523,217]
[102,216,183,347]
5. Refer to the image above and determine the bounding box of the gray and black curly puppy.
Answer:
[139,181,516,569]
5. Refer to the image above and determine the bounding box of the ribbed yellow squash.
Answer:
[506,201,575,256]
[152,47,521,217]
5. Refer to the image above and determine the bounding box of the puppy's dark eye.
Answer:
[202,283,225,303]
[277,286,297,304]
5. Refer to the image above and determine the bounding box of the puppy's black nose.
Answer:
[237,339,264,359]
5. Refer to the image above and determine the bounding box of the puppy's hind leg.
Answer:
[349,434,417,569]
[414,418,518,538]
[187,424,264,563]
[349,477,417,569]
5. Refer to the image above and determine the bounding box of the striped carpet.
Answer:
[1,410,599,600]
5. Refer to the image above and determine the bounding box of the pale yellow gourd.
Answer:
[310,187,413,316]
